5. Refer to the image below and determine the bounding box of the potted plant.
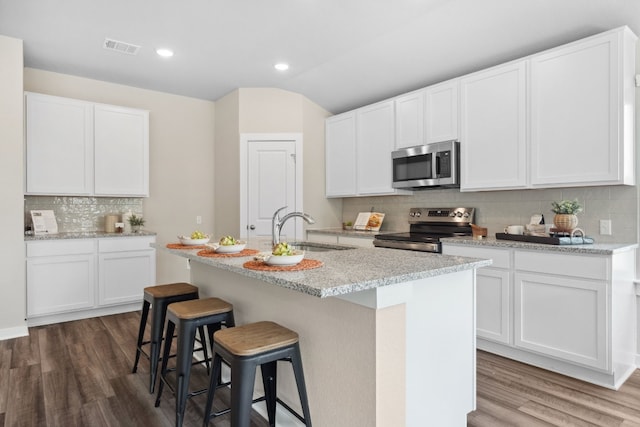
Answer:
[342,221,353,231]
[128,214,145,233]
[551,199,582,231]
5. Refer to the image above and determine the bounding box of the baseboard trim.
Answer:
[0,325,29,341]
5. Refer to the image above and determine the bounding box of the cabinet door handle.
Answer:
[249,225,256,230]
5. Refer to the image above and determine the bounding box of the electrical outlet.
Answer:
[599,219,612,235]
[196,215,202,224]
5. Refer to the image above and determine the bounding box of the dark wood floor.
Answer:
[1,312,639,426]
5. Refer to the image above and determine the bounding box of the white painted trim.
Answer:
[239,133,304,240]
[0,325,29,341]
[26,302,140,327]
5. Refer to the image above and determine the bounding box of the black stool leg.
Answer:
[197,325,210,374]
[231,359,257,427]
[132,300,150,375]
[202,352,223,427]
[149,299,170,393]
[175,319,198,427]
[291,344,312,427]
[155,319,175,407]
[260,361,278,426]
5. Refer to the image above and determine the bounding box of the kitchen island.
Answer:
[158,241,491,426]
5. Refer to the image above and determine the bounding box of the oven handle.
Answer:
[373,239,440,253]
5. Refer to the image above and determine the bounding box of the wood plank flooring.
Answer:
[1,311,639,426]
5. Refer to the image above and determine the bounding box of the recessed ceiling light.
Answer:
[156,48,174,58]
[274,63,289,71]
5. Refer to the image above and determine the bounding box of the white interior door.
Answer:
[246,139,298,241]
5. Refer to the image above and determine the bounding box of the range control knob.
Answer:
[463,212,470,218]
[414,211,421,217]
[449,212,456,217]
[456,212,463,217]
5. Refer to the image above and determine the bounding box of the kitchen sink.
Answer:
[288,241,357,252]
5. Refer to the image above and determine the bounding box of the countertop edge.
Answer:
[156,244,491,298]
[25,231,157,241]
[441,236,638,255]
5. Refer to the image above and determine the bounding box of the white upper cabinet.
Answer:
[530,27,636,187]
[25,92,150,197]
[94,104,149,196]
[325,112,357,197]
[395,90,425,149]
[326,102,410,197]
[425,79,459,143]
[356,100,397,195]
[460,61,528,191]
[25,93,94,195]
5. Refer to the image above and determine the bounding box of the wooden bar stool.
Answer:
[203,321,312,427]
[155,297,235,427]
[132,282,203,393]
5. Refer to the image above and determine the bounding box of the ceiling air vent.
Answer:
[103,38,141,55]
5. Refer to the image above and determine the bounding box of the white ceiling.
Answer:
[1,0,639,114]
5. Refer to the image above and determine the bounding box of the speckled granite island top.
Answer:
[156,244,492,298]
[25,230,157,241]
[441,236,637,255]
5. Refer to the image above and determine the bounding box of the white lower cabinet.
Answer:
[26,239,96,317]
[98,237,156,306]
[442,242,637,389]
[26,236,156,326]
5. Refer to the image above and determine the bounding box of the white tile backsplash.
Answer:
[24,196,143,233]
[342,185,639,243]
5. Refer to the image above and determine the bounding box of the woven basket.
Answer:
[553,214,578,232]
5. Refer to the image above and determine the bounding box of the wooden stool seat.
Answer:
[215,321,298,356]
[144,282,198,299]
[169,297,233,320]
[132,282,201,394]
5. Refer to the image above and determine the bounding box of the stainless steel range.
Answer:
[373,207,475,253]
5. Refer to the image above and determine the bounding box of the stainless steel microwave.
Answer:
[392,140,460,189]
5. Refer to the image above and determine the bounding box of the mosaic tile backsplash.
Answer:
[25,196,143,233]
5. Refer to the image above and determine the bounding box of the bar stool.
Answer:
[203,321,312,427]
[155,297,235,427]
[132,282,203,393]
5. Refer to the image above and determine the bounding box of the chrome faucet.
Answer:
[272,206,315,246]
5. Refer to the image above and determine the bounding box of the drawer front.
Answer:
[98,236,156,253]
[515,250,608,280]
[26,239,95,257]
[442,244,511,269]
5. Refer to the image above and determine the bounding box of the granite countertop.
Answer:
[441,236,638,255]
[156,242,492,298]
[25,230,157,241]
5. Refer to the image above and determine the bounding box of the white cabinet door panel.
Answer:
[27,254,96,316]
[460,61,527,191]
[477,269,511,344]
[325,112,357,197]
[395,90,424,149]
[530,31,621,186]
[98,250,155,306]
[514,272,607,370]
[25,93,94,195]
[425,80,459,143]
[356,101,396,195]
[94,104,149,196]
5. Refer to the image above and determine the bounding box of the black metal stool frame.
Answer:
[203,340,312,427]
[155,308,235,427]
[132,289,203,393]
